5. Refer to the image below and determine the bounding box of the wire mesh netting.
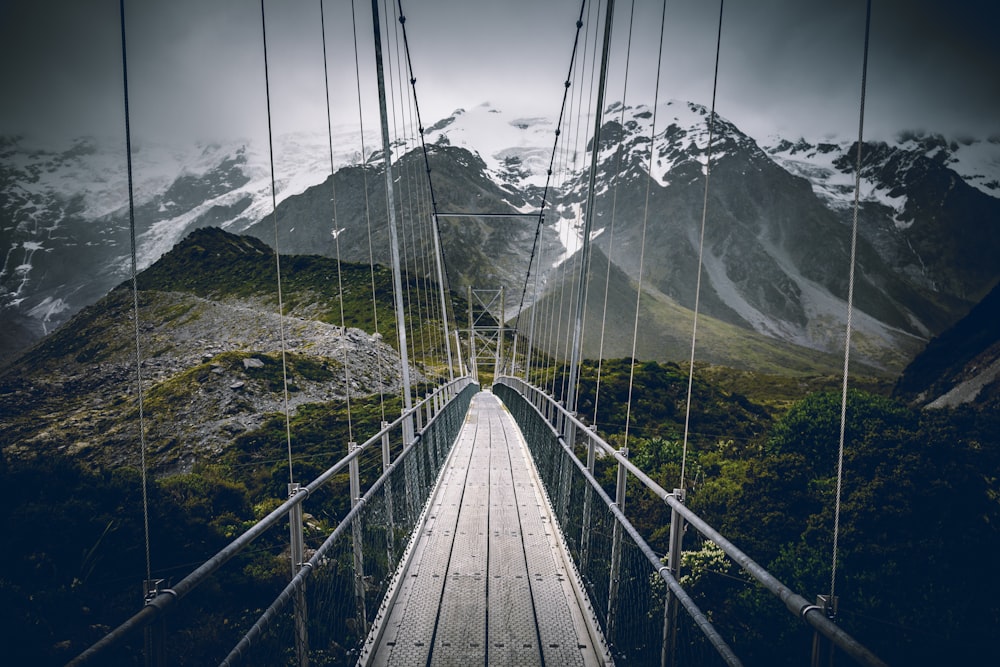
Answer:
[218,383,475,665]
[495,381,735,667]
[72,384,475,666]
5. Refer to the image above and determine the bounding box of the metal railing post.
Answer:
[288,483,309,667]
[348,443,368,638]
[811,595,838,667]
[467,286,477,383]
[142,579,166,667]
[663,488,686,667]
[403,449,417,524]
[381,423,396,570]
[565,412,577,452]
[580,425,597,574]
[606,445,629,642]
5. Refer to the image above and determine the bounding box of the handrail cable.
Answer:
[496,377,888,667]
[118,0,153,586]
[67,379,472,666]
[679,0,725,489]
[592,0,636,426]
[350,0,388,422]
[320,0,354,441]
[622,0,668,451]
[833,0,873,609]
[259,0,296,486]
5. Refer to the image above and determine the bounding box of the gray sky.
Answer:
[0,0,997,148]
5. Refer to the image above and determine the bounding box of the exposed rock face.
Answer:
[0,228,429,475]
[2,102,998,375]
[894,281,1000,410]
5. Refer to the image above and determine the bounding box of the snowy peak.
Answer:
[765,131,1000,228]
[420,100,768,194]
[894,130,1000,197]
[579,100,770,192]
[422,103,556,189]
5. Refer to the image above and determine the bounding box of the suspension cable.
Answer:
[370,0,415,413]
[552,1,595,400]
[592,0,636,426]
[680,0,725,489]
[118,0,152,586]
[319,0,354,441]
[383,0,421,386]
[566,0,616,415]
[573,0,604,385]
[394,0,460,380]
[387,3,433,375]
[556,0,593,402]
[509,0,589,386]
[624,0,668,451]
[351,0,388,421]
[259,0,296,486]
[832,0,873,610]
[514,0,587,386]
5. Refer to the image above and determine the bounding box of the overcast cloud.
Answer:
[0,0,997,149]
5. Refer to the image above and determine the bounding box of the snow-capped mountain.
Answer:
[0,128,377,363]
[422,102,557,192]
[2,100,998,373]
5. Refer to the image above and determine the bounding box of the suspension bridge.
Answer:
[65,0,891,665]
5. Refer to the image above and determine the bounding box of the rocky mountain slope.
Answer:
[0,227,440,475]
[3,101,998,374]
[893,280,1000,410]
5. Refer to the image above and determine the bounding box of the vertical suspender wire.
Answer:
[624,0,667,453]
[832,0,872,609]
[371,0,414,414]
[380,0,414,398]
[390,3,431,377]
[320,0,354,442]
[351,0,387,422]
[510,2,589,386]
[556,0,593,403]
[592,0,636,427]
[259,0,296,486]
[545,3,583,397]
[118,0,152,586]
[396,0,458,381]
[389,4,433,376]
[566,0,616,416]
[385,0,423,384]
[550,0,593,400]
[568,0,605,407]
[679,0,724,490]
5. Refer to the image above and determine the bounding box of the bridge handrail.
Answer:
[67,376,476,666]
[495,375,887,667]
[220,406,443,665]
[519,387,743,665]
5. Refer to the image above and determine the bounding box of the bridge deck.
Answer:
[365,391,607,666]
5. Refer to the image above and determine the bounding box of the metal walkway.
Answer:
[363,391,609,666]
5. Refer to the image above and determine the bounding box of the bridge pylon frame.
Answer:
[466,286,504,383]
